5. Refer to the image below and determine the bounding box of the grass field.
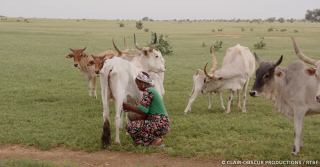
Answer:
[1,18,320,163]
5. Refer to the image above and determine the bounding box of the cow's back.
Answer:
[220,44,255,77]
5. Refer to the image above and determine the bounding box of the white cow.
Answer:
[100,34,166,146]
[249,51,320,155]
[183,68,228,115]
[113,36,166,99]
[187,44,255,114]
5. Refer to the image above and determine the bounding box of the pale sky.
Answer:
[0,0,319,20]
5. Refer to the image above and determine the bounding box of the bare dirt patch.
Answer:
[0,144,224,167]
[263,36,290,39]
[212,34,243,38]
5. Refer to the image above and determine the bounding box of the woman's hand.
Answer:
[122,102,131,111]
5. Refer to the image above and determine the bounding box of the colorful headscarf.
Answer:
[136,71,155,86]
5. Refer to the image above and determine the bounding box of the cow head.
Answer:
[291,37,320,103]
[66,47,87,67]
[134,33,166,73]
[249,53,283,97]
[88,54,106,74]
[202,46,222,94]
[87,50,117,74]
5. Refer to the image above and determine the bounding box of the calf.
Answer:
[66,47,98,99]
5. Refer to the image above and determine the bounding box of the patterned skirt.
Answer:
[125,114,170,146]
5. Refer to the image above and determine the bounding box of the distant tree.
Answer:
[305,9,320,22]
[142,17,149,21]
[278,17,285,23]
[266,17,276,23]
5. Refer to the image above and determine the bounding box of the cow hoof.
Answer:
[115,142,121,145]
[126,132,130,136]
[225,112,230,115]
[291,152,298,155]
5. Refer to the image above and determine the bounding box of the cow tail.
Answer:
[100,61,113,148]
[101,117,111,147]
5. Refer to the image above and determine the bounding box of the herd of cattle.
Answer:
[66,35,319,155]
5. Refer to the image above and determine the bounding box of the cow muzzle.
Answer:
[316,95,320,103]
[74,64,78,67]
[95,70,100,74]
[249,90,259,97]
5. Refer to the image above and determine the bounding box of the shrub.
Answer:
[294,30,299,33]
[250,28,253,31]
[212,29,215,32]
[202,42,207,47]
[280,29,287,32]
[254,37,267,49]
[144,28,149,32]
[119,22,124,27]
[268,27,273,32]
[213,41,223,51]
[218,28,223,31]
[241,27,246,31]
[136,21,143,29]
[147,31,173,55]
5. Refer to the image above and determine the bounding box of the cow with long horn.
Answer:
[291,37,320,103]
[201,44,255,114]
[249,50,320,155]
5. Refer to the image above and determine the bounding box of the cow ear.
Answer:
[66,53,74,58]
[87,60,94,66]
[303,67,316,76]
[142,50,149,57]
[275,69,285,78]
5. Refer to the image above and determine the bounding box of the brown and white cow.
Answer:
[100,34,166,146]
[189,44,255,114]
[249,52,320,155]
[291,37,320,103]
[66,47,98,99]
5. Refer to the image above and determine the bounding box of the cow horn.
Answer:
[113,38,123,56]
[204,63,214,78]
[91,54,94,58]
[123,38,129,53]
[148,33,157,52]
[134,34,143,50]
[210,45,217,71]
[291,36,317,65]
[69,48,73,52]
[274,55,283,67]
[83,47,87,51]
[254,52,263,64]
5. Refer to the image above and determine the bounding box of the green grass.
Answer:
[1,18,320,163]
[0,158,76,167]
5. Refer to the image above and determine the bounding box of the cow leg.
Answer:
[217,91,225,111]
[87,79,92,97]
[184,87,201,114]
[237,90,241,108]
[208,92,213,109]
[93,74,98,99]
[292,111,305,155]
[241,79,250,113]
[226,90,234,114]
